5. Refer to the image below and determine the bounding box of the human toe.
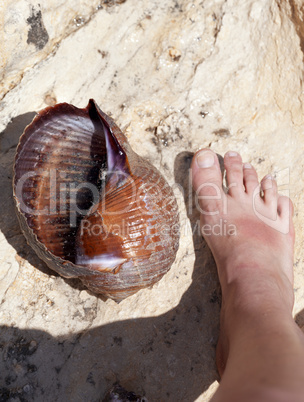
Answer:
[261,174,277,207]
[191,149,223,214]
[243,162,259,195]
[277,195,293,219]
[224,151,244,196]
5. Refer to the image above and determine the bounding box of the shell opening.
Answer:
[14,100,128,266]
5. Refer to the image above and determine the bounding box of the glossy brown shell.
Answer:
[13,100,179,302]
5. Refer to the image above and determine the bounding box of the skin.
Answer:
[191,149,304,402]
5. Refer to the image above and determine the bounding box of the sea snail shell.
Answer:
[13,100,179,302]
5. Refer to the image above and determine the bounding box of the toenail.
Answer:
[264,174,273,180]
[196,151,215,168]
[243,163,252,169]
[226,151,238,157]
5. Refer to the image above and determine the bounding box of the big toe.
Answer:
[191,149,224,215]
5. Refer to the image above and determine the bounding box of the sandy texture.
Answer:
[1,0,304,400]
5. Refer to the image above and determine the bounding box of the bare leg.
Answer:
[191,149,304,402]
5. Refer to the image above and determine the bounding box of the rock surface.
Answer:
[1,0,304,401]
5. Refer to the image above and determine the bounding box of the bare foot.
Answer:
[191,150,304,401]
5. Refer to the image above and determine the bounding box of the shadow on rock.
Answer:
[0,126,221,401]
[295,308,304,333]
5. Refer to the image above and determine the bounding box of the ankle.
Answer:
[220,288,298,356]
[219,262,294,312]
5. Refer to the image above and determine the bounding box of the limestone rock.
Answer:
[1,0,304,401]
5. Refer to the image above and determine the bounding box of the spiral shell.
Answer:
[13,100,179,302]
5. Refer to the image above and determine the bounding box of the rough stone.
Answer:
[1,0,304,401]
